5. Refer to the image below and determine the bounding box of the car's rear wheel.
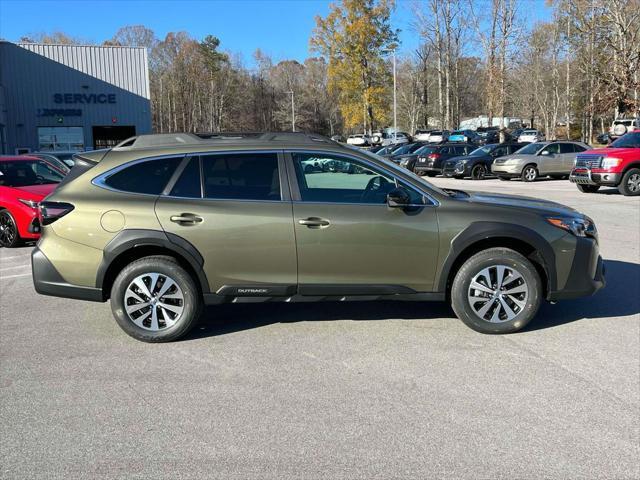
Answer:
[618,168,640,196]
[470,164,487,180]
[0,210,21,248]
[451,248,542,334]
[521,165,539,182]
[110,256,202,342]
[576,184,600,193]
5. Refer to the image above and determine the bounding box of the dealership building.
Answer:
[0,42,152,155]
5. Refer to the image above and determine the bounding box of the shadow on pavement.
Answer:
[186,259,639,340]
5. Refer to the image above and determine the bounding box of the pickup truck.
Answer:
[570,132,640,196]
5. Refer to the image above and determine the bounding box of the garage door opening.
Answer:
[92,126,136,149]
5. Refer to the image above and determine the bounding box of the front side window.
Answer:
[104,156,182,195]
[0,160,63,187]
[542,144,560,155]
[201,153,280,201]
[293,152,422,205]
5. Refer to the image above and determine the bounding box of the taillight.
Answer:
[39,201,74,226]
[428,153,441,160]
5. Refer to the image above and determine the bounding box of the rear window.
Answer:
[201,153,280,201]
[104,156,182,195]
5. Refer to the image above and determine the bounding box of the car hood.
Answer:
[463,191,579,216]
[9,184,57,199]
[583,147,638,157]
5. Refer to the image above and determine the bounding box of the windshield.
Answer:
[469,146,494,156]
[514,142,545,155]
[0,160,63,187]
[610,132,640,148]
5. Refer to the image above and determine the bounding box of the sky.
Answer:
[0,0,552,67]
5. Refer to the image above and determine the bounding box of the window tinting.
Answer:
[170,157,201,198]
[105,156,182,195]
[293,153,423,205]
[573,144,587,152]
[542,144,560,154]
[201,153,280,200]
[559,143,574,154]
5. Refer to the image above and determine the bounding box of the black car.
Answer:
[392,144,441,171]
[413,143,475,177]
[385,142,427,164]
[476,127,500,145]
[442,143,528,180]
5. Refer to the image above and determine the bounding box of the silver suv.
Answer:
[491,141,590,182]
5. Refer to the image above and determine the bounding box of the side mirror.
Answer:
[540,150,550,156]
[387,187,411,208]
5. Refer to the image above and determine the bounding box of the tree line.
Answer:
[16,0,640,142]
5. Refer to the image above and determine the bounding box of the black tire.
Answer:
[0,210,22,248]
[470,164,487,180]
[618,168,640,196]
[451,248,542,334]
[576,184,600,193]
[110,256,203,342]
[498,176,511,181]
[521,165,539,182]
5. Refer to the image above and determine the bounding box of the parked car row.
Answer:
[383,140,592,183]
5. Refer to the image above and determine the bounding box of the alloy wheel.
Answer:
[627,173,640,193]
[0,214,17,247]
[472,165,486,180]
[467,265,529,323]
[523,167,537,182]
[124,273,185,331]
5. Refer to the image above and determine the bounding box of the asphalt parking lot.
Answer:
[1,177,639,479]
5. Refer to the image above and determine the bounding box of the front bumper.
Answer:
[31,247,104,302]
[442,162,468,177]
[547,237,605,301]
[570,169,621,187]
[491,163,522,175]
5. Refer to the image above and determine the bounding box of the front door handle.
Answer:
[170,213,203,225]
[298,217,330,228]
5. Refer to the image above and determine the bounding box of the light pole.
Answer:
[289,90,295,132]
[392,48,397,145]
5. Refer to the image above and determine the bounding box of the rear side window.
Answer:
[104,156,182,195]
[573,144,587,152]
[559,143,574,154]
[170,157,201,198]
[201,153,280,201]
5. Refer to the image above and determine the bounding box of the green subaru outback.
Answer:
[32,133,605,342]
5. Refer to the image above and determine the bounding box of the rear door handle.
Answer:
[298,217,330,228]
[170,213,203,225]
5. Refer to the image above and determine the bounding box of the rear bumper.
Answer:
[31,247,104,302]
[414,164,441,174]
[547,238,605,301]
[570,169,621,186]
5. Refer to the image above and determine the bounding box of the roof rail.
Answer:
[115,132,335,149]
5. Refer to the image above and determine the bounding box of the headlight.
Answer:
[18,198,39,209]
[601,157,622,168]
[546,216,597,238]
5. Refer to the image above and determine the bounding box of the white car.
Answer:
[517,129,545,143]
[346,134,371,147]
[414,130,432,142]
[427,130,450,143]
[609,117,640,142]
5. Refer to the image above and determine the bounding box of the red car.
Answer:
[570,132,640,196]
[0,156,64,247]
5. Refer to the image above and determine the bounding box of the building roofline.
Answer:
[1,41,147,50]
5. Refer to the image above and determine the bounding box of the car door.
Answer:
[537,143,561,174]
[155,151,297,294]
[287,151,440,293]
[562,143,586,172]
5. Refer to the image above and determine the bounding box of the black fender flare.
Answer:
[436,221,557,293]
[95,229,210,294]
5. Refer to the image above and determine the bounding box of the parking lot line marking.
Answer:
[0,264,31,272]
[0,255,31,261]
[0,273,31,280]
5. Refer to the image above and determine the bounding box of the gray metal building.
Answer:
[0,42,152,155]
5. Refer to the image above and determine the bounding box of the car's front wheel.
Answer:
[110,256,202,342]
[470,164,487,180]
[0,210,21,248]
[521,165,539,182]
[451,248,542,334]
[618,168,640,196]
